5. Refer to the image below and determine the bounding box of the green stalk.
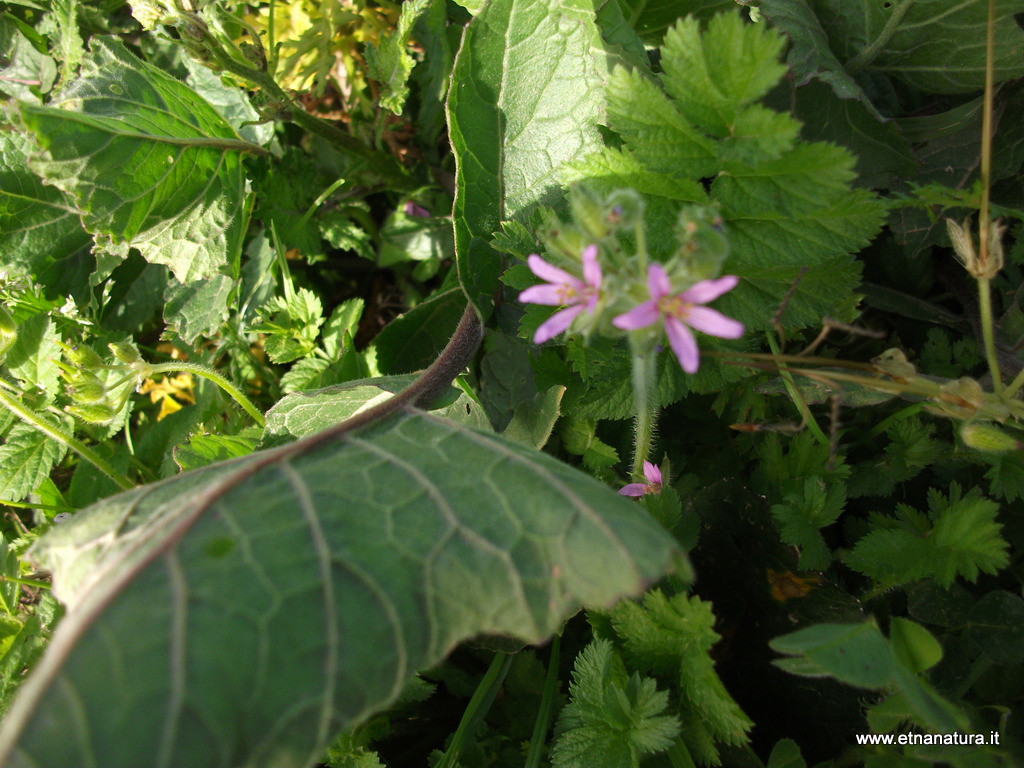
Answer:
[0,389,134,491]
[629,339,658,477]
[978,276,1003,394]
[435,652,513,768]
[143,362,265,428]
[765,333,829,446]
[524,634,561,768]
[0,574,51,590]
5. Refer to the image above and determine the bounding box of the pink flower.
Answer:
[619,461,663,496]
[613,264,743,373]
[519,245,602,344]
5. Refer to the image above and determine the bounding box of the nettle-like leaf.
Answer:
[551,639,679,768]
[365,0,430,115]
[448,0,609,313]
[0,423,69,503]
[0,409,680,768]
[608,591,752,765]
[846,485,1009,589]
[570,11,886,333]
[770,476,845,571]
[17,37,256,283]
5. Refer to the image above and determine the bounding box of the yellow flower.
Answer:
[139,373,195,421]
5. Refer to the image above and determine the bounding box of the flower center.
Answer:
[657,294,690,319]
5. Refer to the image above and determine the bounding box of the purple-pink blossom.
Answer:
[619,461,663,496]
[519,245,602,344]
[613,264,743,373]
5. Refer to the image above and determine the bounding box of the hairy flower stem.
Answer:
[629,341,658,478]
[0,388,134,491]
[142,362,266,428]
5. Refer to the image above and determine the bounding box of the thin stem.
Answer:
[0,574,51,590]
[435,652,513,768]
[978,277,1003,394]
[977,0,1001,394]
[524,634,561,768]
[0,389,134,491]
[765,333,830,446]
[629,339,658,477]
[143,362,265,428]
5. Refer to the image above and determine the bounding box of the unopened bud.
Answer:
[108,341,141,365]
[60,342,105,369]
[961,423,1022,453]
[66,403,117,425]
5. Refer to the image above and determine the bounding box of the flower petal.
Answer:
[643,461,662,485]
[618,483,648,497]
[686,306,745,339]
[679,275,739,304]
[534,304,583,344]
[526,255,583,289]
[665,316,700,373]
[582,245,602,290]
[519,284,567,306]
[612,300,660,330]
[646,263,672,299]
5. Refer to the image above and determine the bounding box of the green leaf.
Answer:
[605,64,717,179]
[0,131,91,276]
[0,422,68,503]
[766,738,807,768]
[4,313,61,401]
[770,621,894,689]
[448,0,608,312]
[264,375,419,442]
[0,15,57,102]
[660,12,788,136]
[888,617,942,674]
[172,431,260,473]
[551,639,679,768]
[770,476,845,571]
[372,288,467,375]
[162,273,234,344]
[18,37,253,282]
[365,0,430,114]
[0,410,680,768]
[967,591,1024,666]
[501,385,563,449]
[804,0,1024,95]
[609,591,752,763]
[612,0,736,44]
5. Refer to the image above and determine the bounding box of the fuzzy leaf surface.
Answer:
[17,37,250,282]
[448,0,608,312]
[0,410,680,768]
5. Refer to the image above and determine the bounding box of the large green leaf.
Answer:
[0,131,91,275]
[764,0,1024,96]
[17,37,258,283]
[0,409,680,768]
[448,0,610,313]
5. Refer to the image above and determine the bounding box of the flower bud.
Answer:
[60,342,105,370]
[66,402,117,425]
[108,341,141,365]
[70,381,109,404]
[961,423,1022,453]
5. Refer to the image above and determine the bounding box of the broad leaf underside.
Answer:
[0,410,679,768]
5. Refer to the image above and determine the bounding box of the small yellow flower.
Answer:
[139,373,195,421]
